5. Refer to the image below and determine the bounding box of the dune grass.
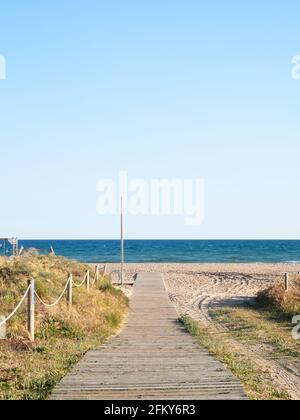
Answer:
[257,275,300,316]
[0,256,129,400]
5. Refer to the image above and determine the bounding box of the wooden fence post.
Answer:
[67,274,73,310]
[86,270,90,291]
[95,265,99,285]
[284,273,289,291]
[27,279,35,342]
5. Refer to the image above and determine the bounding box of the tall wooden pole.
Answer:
[120,197,124,285]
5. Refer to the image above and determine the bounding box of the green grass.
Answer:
[213,307,300,358]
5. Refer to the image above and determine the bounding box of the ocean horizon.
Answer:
[18,240,300,264]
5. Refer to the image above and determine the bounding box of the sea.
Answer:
[17,240,300,264]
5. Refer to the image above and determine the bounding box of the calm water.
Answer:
[19,240,300,263]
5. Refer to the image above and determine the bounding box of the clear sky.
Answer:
[0,1,299,239]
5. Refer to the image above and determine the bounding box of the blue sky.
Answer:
[0,1,299,239]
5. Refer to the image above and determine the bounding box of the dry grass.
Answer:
[257,275,300,315]
[213,307,300,358]
[181,315,291,400]
[0,256,129,400]
[182,298,300,400]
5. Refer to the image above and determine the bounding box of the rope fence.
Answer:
[73,272,89,289]
[0,264,108,342]
[34,276,72,308]
[0,284,31,328]
[1,265,297,341]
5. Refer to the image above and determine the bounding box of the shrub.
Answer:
[257,278,300,315]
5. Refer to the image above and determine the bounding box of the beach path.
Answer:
[50,273,247,400]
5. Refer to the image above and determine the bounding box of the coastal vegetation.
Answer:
[181,277,300,400]
[181,314,293,400]
[0,255,129,400]
[257,274,300,315]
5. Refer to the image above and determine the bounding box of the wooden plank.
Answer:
[50,273,247,400]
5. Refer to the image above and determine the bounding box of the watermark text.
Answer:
[291,55,300,80]
[96,171,205,226]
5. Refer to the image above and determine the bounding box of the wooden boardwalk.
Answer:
[51,273,247,400]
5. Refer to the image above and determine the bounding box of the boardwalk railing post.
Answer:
[67,274,73,310]
[284,273,289,291]
[86,270,90,291]
[27,279,35,342]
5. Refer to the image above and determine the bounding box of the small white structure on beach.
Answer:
[0,238,19,257]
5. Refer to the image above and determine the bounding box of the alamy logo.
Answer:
[0,55,6,80]
[291,55,300,80]
[96,171,205,226]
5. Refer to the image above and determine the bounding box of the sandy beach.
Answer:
[106,262,300,319]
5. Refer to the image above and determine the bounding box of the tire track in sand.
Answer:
[164,270,300,400]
